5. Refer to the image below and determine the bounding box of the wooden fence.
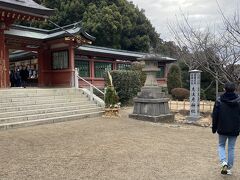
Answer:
[169,100,214,112]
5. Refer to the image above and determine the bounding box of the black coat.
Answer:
[212,92,240,136]
[20,69,29,81]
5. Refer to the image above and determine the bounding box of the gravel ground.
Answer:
[0,107,240,180]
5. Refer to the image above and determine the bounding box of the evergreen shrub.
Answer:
[130,62,146,86]
[167,64,182,94]
[104,86,119,108]
[105,70,142,105]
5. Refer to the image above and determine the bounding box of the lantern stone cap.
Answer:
[189,69,202,73]
[138,54,176,63]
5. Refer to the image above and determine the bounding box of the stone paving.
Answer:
[0,107,240,180]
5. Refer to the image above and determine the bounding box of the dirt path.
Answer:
[0,107,239,180]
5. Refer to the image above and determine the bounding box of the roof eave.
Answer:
[77,46,145,61]
[9,51,37,61]
[77,46,177,62]
[6,23,95,42]
[0,2,54,19]
[81,30,96,42]
[77,50,140,61]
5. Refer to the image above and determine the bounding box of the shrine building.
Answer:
[0,0,176,89]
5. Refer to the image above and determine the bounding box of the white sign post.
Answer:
[188,70,202,121]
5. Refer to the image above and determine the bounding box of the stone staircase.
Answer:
[0,88,104,130]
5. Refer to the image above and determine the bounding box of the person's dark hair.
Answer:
[224,82,236,92]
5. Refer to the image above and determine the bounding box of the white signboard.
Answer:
[189,70,201,118]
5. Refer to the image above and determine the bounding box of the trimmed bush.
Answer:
[105,70,142,105]
[171,88,190,100]
[167,64,182,94]
[130,61,146,86]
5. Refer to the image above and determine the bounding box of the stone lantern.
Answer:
[129,54,175,122]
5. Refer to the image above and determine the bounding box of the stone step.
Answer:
[0,98,90,107]
[0,88,80,93]
[0,89,84,98]
[0,88,103,130]
[0,102,95,113]
[0,111,105,131]
[0,88,82,94]
[0,104,97,118]
[0,91,84,98]
[0,107,103,124]
[0,94,86,103]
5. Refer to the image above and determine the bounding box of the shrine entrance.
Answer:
[0,28,42,88]
[5,33,46,88]
[9,50,39,87]
[0,0,54,88]
[2,20,96,88]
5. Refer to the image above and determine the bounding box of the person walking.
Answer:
[212,82,240,175]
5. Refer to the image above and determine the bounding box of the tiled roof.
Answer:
[78,45,176,62]
[5,22,96,41]
[0,0,54,18]
[9,50,37,61]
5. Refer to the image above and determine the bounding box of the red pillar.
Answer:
[0,29,8,88]
[38,49,44,86]
[89,57,94,84]
[113,60,117,70]
[69,46,75,87]
[5,46,9,87]
[38,48,52,87]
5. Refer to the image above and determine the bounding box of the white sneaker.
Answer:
[221,162,228,175]
[227,169,232,175]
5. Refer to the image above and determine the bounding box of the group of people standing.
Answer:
[10,65,37,88]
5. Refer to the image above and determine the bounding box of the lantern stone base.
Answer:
[186,116,202,122]
[129,97,174,123]
[129,113,174,123]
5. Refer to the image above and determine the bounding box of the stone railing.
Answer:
[75,68,105,107]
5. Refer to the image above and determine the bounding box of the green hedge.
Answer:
[167,64,182,94]
[130,62,146,86]
[171,88,190,101]
[105,70,142,105]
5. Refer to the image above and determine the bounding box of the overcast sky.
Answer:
[129,0,239,41]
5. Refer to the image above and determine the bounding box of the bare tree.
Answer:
[168,7,240,89]
[219,3,240,82]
